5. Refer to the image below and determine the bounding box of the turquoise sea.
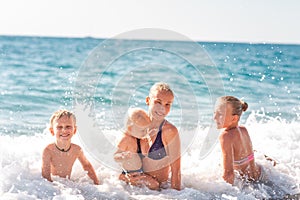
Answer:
[0,35,299,199]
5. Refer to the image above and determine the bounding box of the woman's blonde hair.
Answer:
[149,82,174,97]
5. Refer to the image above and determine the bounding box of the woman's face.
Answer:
[146,90,174,121]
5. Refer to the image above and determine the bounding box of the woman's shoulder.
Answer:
[163,120,178,133]
[162,120,179,142]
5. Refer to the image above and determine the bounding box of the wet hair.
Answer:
[149,82,174,97]
[218,96,248,117]
[49,109,76,128]
[126,107,151,128]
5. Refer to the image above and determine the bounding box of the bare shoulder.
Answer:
[239,125,247,131]
[43,143,54,152]
[117,134,137,151]
[118,134,136,144]
[219,130,233,143]
[163,121,179,140]
[71,143,82,152]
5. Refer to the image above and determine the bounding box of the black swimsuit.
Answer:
[121,138,144,174]
[147,120,167,160]
[122,121,167,174]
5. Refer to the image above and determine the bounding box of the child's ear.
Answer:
[49,127,54,136]
[127,125,132,132]
[232,115,239,122]
[74,126,77,134]
[145,96,150,105]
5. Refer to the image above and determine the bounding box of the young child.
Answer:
[214,96,264,185]
[114,107,159,190]
[142,82,181,190]
[42,109,99,185]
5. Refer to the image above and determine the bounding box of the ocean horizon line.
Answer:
[1,33,300,46]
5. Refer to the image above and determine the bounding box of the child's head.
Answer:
[214,96,248,129]
[126,108,151,139]
[146,82,174,120]
[49,109,77,137]
[148,82,174,98]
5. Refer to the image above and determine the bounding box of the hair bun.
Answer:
[241,100,248,112]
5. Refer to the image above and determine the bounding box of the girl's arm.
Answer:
[219,132,235,184]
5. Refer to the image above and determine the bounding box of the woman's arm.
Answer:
[164,125,181,190]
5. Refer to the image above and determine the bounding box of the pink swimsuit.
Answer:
[233,153,254,166]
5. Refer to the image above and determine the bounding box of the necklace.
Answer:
[55,143,71,152]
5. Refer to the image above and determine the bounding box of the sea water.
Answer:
[0,35,299,199]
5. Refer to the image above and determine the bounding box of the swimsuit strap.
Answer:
[136,138,145,159]
[122,168,143,175]
[159,119,166,130]
[147,120,167,160]
[234,152,255,166]
[137,138,141,154]
[121,139,144,174]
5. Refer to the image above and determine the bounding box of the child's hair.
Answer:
[49,109,76,128]
[149,82,174,97]
[218,96,248,117]
[127,108,151,128]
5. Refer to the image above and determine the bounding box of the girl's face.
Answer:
[50,115,77,142]
[146,90,174,121]
[214,102,235,129]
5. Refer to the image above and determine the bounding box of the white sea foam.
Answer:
[0,113,299,199]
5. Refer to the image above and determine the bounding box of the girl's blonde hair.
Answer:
[218,96,248,117]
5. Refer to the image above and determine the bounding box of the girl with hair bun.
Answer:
[214,96,266,185]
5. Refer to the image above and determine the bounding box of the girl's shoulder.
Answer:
[220,129,232,140]
[237,125,249,135]
[238,125,247,130]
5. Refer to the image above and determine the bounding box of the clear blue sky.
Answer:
[1,0,300,44]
